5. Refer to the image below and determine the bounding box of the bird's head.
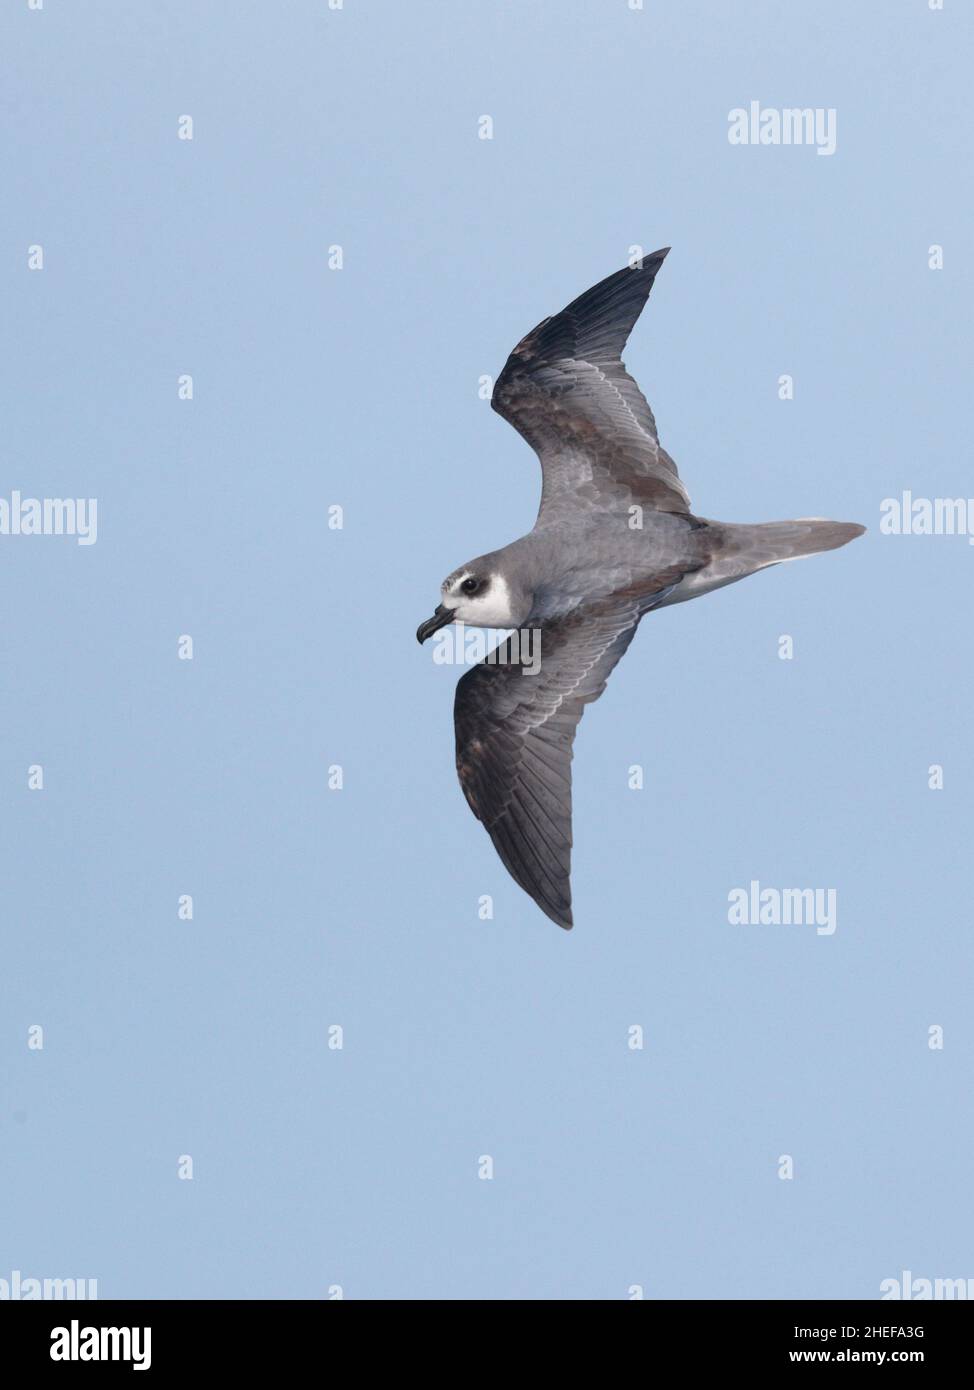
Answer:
[416,557,531,643]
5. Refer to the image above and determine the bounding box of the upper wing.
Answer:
[454,598,650,930]
[491,250,691,521]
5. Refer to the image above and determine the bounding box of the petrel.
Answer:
[417,250,864,930]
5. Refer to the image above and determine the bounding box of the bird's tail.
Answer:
[734,518,867,565]
[658,517,865,607]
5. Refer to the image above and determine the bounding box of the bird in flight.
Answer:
[417,249,863,930]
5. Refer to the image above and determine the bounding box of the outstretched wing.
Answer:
[454,598,651,930]
[491,249,691,521]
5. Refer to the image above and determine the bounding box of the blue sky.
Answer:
[1,0,970,1299]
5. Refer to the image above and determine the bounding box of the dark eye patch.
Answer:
[461,577,479,594]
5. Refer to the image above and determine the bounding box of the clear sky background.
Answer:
[2,0,971,1300]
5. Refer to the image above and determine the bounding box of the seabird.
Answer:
[417,249,864,930]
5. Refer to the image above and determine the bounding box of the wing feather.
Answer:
[454,601,644,929]
[491,250,691,521]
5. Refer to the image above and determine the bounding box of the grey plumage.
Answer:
[418,250,864,930]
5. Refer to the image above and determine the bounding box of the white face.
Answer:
[442,571,518,627]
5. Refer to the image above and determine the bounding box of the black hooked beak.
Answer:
[416,604,456,644]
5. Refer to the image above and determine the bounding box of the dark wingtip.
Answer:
[544,904,573,931]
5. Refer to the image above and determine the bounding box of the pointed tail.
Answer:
[659,517,865,607]
[738,518,866,564]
